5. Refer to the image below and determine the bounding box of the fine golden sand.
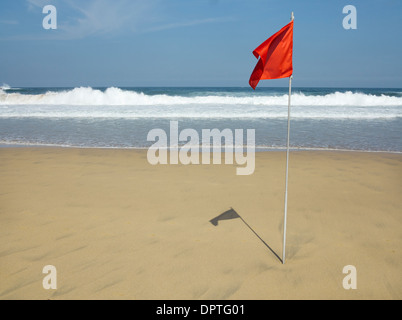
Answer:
[0,148,401,300]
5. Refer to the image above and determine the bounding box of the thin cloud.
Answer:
[27,0,53,10]
[145,17,235,33]
[58,0,155,39]
[0,20,19,25]
[14,0,233,40]
[21,0,157,40]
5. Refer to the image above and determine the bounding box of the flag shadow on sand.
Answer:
[210,208,282,263]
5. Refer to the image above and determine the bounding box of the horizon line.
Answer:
[2,85,402,89]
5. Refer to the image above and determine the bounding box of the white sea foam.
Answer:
[1,86,402,106]
[0,87,401,119]
[1,140,400,154]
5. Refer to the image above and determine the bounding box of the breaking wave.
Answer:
[1,84,11,91]
[0,87,401,120]
[1,86,402,107]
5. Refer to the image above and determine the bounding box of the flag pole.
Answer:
[282,12,294,265]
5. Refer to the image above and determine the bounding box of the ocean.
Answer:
[0,86,401,152]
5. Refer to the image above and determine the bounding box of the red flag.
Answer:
[249,20,294,90]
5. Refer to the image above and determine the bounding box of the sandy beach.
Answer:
[0,147,401,300]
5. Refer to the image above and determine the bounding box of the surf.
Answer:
[1,87,402,107]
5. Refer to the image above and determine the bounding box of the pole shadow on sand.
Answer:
[210,208,282,264]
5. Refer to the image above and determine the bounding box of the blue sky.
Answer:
[0,0,401,87]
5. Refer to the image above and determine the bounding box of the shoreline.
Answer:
[0,147,401,299]
[0,144,401,155]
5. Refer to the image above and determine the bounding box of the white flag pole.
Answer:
[282,12,294,265]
